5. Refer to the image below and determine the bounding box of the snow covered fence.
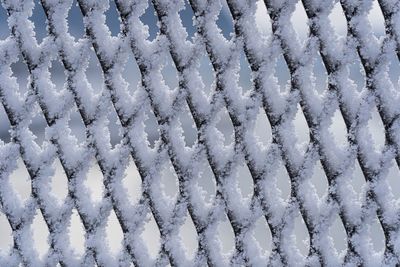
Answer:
[1,0,400,266]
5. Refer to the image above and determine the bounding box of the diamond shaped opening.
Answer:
[275,55,291,92]
[31,1,48,44]
[293,213,310,258]
[367,107,385,152]
[291,1,309,42]
[348,56,366,92]
[252,216,272,258]
[122,156,142,205]
[160,160,179,201]
[141,213,161,259]
[0,5,9,40]
[68,209,85,258]
[216,1,234,40]
[105,210,124,256]
[105,0,121,37]
[351,161,366,201]
[216,215,235,256]
[310,161,328,200]
[367,0,385,37]
[178,104,197,147]
[275,161,291,202]
[238,52,253,95]
[386,161,400,200]
[178,213,198,260]
[49,59,66,93]
[139,2,159,41]
[121,53,141,95]
[161,53,179,91]
[313,53,328,93]
[68,106,87,145]
[387,50,400,86]
[9,158,31,205]
[255,1,272,37]
[86,48,104,96]
[0,212,13,253]
[198,54,215,97]
[32,210,50,260]
[215,107,235,146]
[0,105,11,143]
[293,105,310,149]
[107,108,123,149]
[236,163,254,200]
[328,2,347,37]
[49,158,68,205]
[67,0,85,40]
[197,160,216,206]
[368,216,385,254]
[11,58,30,96]
[329,109,348,147]
[84,160,105,203]
[144,108,160,149]
[179,1,196,40]
[29,105,48,147]
[253,107,272,147]
[329,214,347,256]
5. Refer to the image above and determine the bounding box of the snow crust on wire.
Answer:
[1,0,400,266]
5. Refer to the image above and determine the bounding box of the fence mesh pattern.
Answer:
[1,0,400,266]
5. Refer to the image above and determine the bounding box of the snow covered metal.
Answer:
[1,0,400,266]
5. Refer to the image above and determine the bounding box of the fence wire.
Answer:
[1,0,400,266]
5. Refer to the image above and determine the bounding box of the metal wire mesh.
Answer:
[1,0,400,266]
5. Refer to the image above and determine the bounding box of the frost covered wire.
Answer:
[0,0,400,266]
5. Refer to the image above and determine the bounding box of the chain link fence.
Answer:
[1,0,400,266]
